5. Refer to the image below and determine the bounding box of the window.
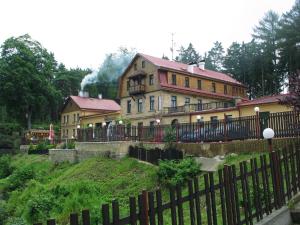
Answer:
[211,116,218,127]
[66,115,69,124]
[185,97,190,105]
[77,113,80,122]
[150,96,155,111]
[149,74,154,85]
[225,115,233,123]
[66,129,69,136]
[138,99,143,112]
[142,61,145,68]
[127,100,131,113]
[73,114,76,123]
[134,63,137,70]
[63,116,66,124]
[127,80,130,90]
[224,84,227,94]
[171,96,177,107]
[197,79,202,90]
[172,74,177,85]
[73,129,75,137]
[197,99,202,111]
[185,77,190,87]
[212,82,216,93]
[158,96,162,111]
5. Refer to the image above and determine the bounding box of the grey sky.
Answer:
[0,0,295,69]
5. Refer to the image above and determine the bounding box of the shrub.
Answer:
[157,157,201,187]
[5,217,27,225]
[0,155,13,178]
[163,126,177,148]
[7,165,36,191]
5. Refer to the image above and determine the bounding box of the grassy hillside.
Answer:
[0,155,158,225]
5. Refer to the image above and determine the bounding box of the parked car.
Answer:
[179,127,207,142]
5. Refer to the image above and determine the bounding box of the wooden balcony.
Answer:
[129,84,146,95]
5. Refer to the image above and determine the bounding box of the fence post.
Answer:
[70,213,79,225]
[102,204,110,225]
[82,209,90,225]
[224,115,227,142]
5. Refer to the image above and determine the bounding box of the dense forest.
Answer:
[0,0,299,130]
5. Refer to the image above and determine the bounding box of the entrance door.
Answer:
[259,111,270,137]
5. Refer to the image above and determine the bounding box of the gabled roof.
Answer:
[139,53,244,86]
[65,96,121,112]
[237,94,289,106]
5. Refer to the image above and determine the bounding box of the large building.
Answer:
[118,53,248,126]
[61,94,121,139]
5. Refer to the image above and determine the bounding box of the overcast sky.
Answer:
[0,0,296,69]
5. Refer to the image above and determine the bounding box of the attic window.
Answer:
[134,63,137,71]
[142,61,145,68]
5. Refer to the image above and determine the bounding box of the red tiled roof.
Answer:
[140,53,244,86]
[70,96,121,111]
[237,94,289,106]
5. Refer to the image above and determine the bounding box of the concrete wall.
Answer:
[49,149,78,163]
[49,137,299,163]
[177,137,299,157]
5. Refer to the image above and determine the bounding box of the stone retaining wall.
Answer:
[48,137,299,163]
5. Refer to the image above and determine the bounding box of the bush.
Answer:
[7,165,36,191]
[157,157,201,187]
[163,126,176,148]
[28,142,56,154]
[4,217,27,225]
[0,155,13,178]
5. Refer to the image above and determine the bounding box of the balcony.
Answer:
[163,101,235,114]
[129,84,146,95]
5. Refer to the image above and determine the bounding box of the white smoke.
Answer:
[80,71,98,91]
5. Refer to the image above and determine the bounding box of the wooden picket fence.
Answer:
[34,143,300,225]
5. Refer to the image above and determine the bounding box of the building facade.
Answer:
[61,95,121,139]
[118,53,248,126]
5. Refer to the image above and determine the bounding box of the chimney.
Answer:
[187,62,197,74]
[98,94,102,99]
[198,60,205,70]
[79,91,89,98]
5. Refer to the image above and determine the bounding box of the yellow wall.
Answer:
[166,71,246,98]
[240,103,292,117]
[81,112,120,128]
[120,57,159,98]
[191,109,240,122]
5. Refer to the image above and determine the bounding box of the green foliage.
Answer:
[175,43,201,64]
[6,165,36,191]
[163,126,176,148]
[5,217,27,225]
[0,155,157,224]
[205,41,225,71]
[157,158,201,187]
[0,155,13,179]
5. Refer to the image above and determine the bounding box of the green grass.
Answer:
[0,155,158,225]
[0,150,274,225]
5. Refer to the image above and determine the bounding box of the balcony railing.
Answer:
[163,101,235,114]
[128,84,146,95]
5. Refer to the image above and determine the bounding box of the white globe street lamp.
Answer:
[89,124,93,128]
[119,120,123,125]
[102,122,106,127]
[263,128,275,152]
[254,106,260,112]
[156,119,161,124]
[77,125,80,129]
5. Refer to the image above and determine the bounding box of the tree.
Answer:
[252,10,282,94]
[205,41,225,71]
[277,0,300,75]
[281,70,300,110]
[0,34,59,129]
[175,43,201,64]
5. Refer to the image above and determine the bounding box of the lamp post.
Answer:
[263,128,275,152]
[88,123,94,140]
[254,106,260,139]
[156,119,161,142]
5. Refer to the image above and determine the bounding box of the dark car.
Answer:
[179,127,207,142]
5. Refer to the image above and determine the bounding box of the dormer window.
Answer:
[142,61,146,68]
[134,63,137,71]
[172,74,177,85]
[212,82,216,93]
[185,77,190,88]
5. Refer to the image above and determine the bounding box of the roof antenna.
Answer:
[170,33,175,61]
